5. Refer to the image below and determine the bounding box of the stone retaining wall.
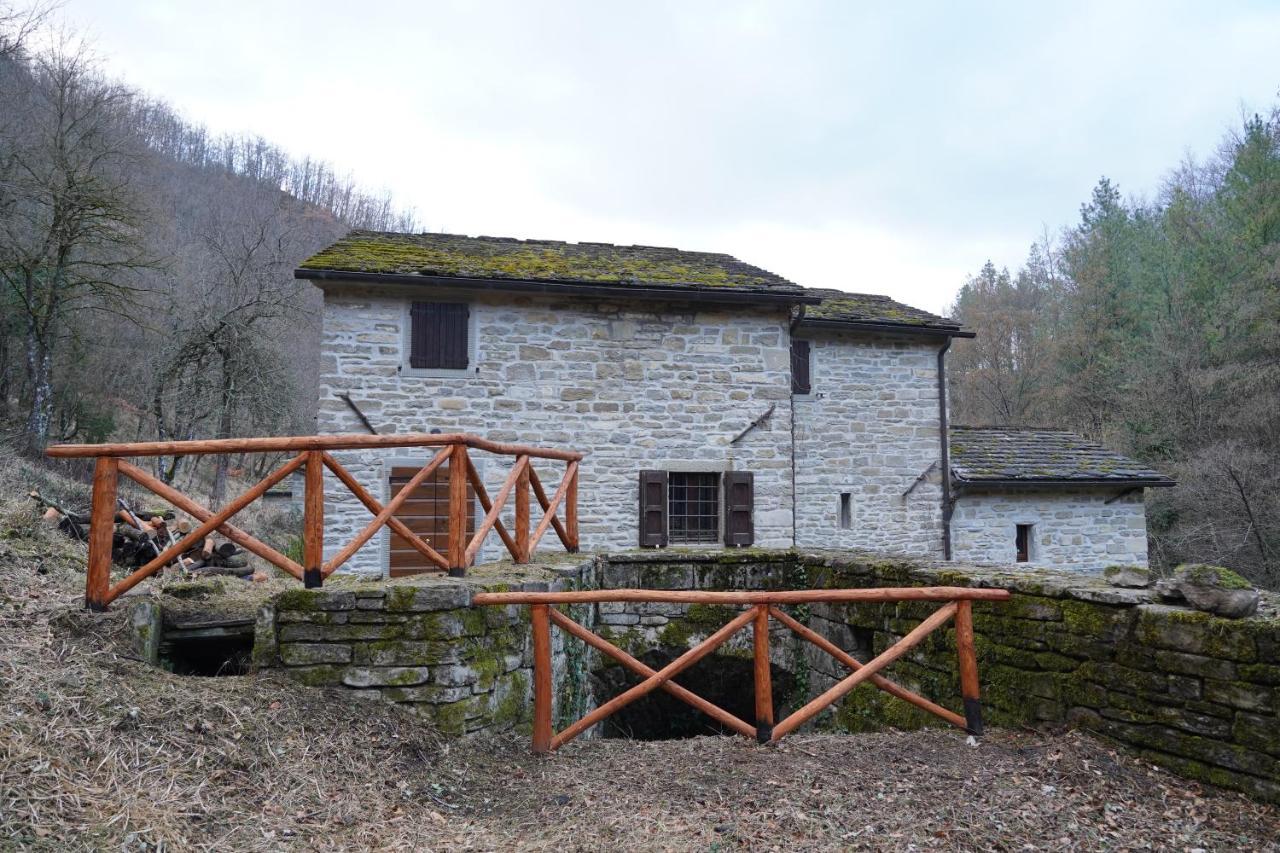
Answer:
[594,551,1279,803]
[254,550,1278,803]
[255,562,595,736]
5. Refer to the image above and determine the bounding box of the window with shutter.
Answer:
[791,339,811,395]
[409,302,469,370]
[722,471,754,547]
[638,470,668,547]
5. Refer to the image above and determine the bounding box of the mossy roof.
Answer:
[950,427,1174,486]
[802,288,962,330]
[297,230,806,295]
[297,230,970,332]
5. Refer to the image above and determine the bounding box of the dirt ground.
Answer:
[2,482,1280,850]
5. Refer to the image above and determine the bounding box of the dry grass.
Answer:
[1,458,1278,850]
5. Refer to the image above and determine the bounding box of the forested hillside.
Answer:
[947,104,1280,588]
[0,5,413,502]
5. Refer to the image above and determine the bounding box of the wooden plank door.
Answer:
[388,464,475,576]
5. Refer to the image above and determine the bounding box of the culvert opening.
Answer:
[592,652,796,740]
[161,631,254,677]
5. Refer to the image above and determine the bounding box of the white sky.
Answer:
[63,0,1280,314]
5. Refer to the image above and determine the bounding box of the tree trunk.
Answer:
[22,327,53,458]
[208,351,236,507]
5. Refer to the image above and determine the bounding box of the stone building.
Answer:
[947,427,1174,569]
[295,230,1171,576]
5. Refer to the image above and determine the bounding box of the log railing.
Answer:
[46,433,583,610]
[471,586,1010,752]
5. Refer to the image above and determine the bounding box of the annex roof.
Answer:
[799,288,968,335]
[949,427,1175,487]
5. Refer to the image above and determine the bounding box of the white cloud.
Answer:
[63,0,1280,311]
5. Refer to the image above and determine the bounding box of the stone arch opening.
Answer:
[591,651,797,741]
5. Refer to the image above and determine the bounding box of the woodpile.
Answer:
[29,491,252,577]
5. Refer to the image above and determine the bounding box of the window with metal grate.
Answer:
[667,472,721,545]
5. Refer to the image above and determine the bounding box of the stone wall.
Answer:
[950,487,1150,570]
[255,561,595,736]
[317,285,796,573]
[583,551,1280,804]
[792,329,945,556]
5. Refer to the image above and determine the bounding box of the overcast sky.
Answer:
[63,1,1280,313]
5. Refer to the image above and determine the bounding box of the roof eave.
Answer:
[952,476,1176,489]
[794,317,975,339]
[294,268,824,306]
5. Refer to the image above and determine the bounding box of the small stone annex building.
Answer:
[294,230,1173,576]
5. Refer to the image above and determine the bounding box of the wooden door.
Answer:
[388,463,475,576]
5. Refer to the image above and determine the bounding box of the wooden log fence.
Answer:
[471,586,1010,752]
[46,433,583,610]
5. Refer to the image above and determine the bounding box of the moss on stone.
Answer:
[496,671,529,727]
[275,589,320,612]
[299,230,801,293]
[685,603,739,629]
[286,665,344,687]
[430,700,469,736]
[658,619,693,648]
[1177,564,1253,590]
[461,607,489,637]
[1059,599,1130,638]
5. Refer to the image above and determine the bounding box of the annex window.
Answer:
[408,302,469,370]
[1015,524,1033,563]
[839,492,853,529]
[791,338,812,395]
[638,470,753,548]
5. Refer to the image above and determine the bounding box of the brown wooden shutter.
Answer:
[638,470,668,547]
[723,471,754,547]
[791,339,811,395]
[410,302,469,369]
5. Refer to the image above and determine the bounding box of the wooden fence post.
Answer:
[753,604,773,742]
[86,457,118,610]
[303,450,324,587]
[531,603,553,753]
[565,463,579,552]
[954,599,982,735]
[448,443,468,577]
[515,456,530,562]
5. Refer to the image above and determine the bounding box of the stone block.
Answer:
[1203,680,1274,713]
[352,640,462,666]
[128,599,162,666]
[280,623,406,643]
[382,685,473,704]
[384,585,471,612]
[342,666,430,688]
[431,664,478,686]
[284,589,357,611]
[1151,649,1236,682]
[1135,605,1257,661]
[1233,712,1280,757]
[280,643,352,665]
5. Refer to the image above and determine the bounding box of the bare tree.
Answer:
[0,31,150,456]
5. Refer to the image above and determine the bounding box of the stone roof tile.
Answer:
[950,427,1174,486]
[803,288,961,330]
[298,230,805,295]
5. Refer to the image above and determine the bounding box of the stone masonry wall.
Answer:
[256,550,1278,803]
[592,552,1278,804]
[950,487,1150,570]
[792,330,946,556]
[317,285,796,574]
[256,561,595,736]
